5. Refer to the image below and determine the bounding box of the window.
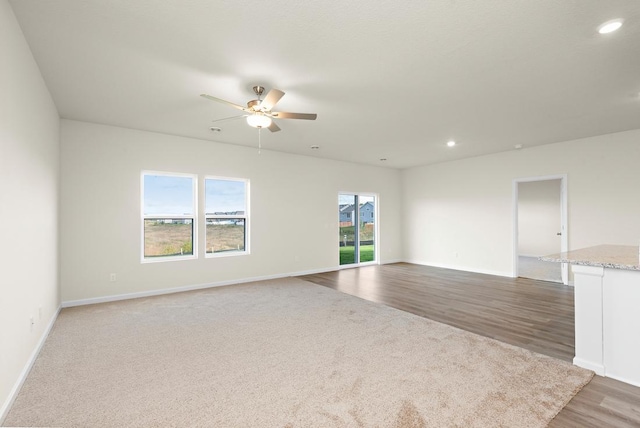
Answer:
[205,177,249,256]
[142,172,197,262]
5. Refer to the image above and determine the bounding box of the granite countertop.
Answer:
[540,244,640,271]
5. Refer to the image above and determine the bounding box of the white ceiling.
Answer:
[9,0,640,169]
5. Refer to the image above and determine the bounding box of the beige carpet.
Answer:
[4,278,592,427]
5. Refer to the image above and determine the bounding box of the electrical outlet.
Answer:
[110,273,117,282]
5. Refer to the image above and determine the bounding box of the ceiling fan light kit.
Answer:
[200,85,317,134]
[246,113,271,128]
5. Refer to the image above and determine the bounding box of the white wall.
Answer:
[59,120,402,303]
[518,179,561,256]
[0,0,60,419]
[402,130,640,277]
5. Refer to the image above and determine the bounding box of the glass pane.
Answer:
[205,179,246,215]
[144,219,193,258]
[359,196,375,263]
[206,218,245,254]
[143,174,194,216]
[339,194,356,265]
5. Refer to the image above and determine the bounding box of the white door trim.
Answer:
[512,174,568,285]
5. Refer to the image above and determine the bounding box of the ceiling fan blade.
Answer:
[211,114,247,124]
[268,121,281,132]
[271,111,317,120]
[200,94,247,111]
[261,89,285,111]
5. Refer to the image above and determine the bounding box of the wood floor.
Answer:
[300,263,640,428]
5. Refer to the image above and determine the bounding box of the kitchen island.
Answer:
[541,245,640,386]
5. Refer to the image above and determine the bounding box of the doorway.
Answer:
[513,176,568,284]
[338,193,377,266]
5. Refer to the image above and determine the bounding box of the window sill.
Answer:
[141,255,198,264]
[205,251,250,259]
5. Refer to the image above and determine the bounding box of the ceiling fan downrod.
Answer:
[247,86,265,111]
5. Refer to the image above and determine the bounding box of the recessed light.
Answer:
[447,140,456,147]
[210,127,222,132]
[310,145,320,149]
[598,19,623,34]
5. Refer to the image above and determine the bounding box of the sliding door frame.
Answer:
[338,192,379,269]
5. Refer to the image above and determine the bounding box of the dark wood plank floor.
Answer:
[300,263,640,428]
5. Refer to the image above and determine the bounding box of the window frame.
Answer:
[141,171,198,263]
[204,175,250,258]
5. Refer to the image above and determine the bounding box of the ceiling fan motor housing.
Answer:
[247,99,262,110]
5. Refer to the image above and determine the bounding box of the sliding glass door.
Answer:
[339,193,376,266]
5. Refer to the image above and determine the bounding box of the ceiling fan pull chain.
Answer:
[258,127,262,155]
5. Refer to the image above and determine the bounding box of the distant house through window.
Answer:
[205,177,249,256]
[338,194,377,266]
[141,172,197,262]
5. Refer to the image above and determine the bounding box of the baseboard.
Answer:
[60,259,526,308]
[604,371,640,388]
[61,266,338,308]
[573,357,605,376]
[381,259,404,265]
[403,259,512,278]
[0,306,61,425]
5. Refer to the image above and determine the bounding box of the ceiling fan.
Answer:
[200,86,317,132]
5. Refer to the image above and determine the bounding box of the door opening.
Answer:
[513,176,568,284]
